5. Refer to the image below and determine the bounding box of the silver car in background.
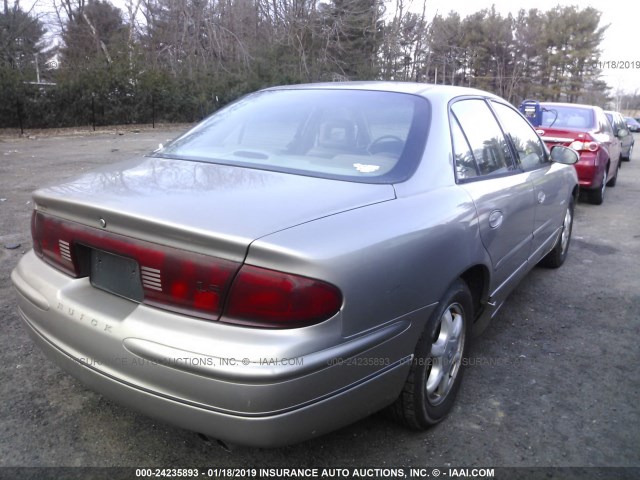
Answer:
[605,110,634,161]
[12,82,578,447]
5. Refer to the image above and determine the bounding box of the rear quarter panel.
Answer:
[244,185,489,338]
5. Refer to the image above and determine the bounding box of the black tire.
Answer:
[539,197,574,268]
[588,168,607,205]
[622,142,633,161]
[389,279,473,429]
[606,161,619,187]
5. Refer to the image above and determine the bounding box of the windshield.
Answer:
[154,89,430,183]
[540,105,595,130]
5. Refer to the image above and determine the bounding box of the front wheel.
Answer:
[539,197,574,268]
[389,279,472,429]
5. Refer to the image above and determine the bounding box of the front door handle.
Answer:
[537,191,546,204]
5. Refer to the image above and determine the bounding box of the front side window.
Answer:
[491,101,548,171]
[450,99,515,177]
[155,89,430,184]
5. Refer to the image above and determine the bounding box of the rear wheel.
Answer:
[389,279,472,429]
[540,197,574,268]
[588,168,607,205]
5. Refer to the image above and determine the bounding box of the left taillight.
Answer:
[30,210,239,320]
[32,210,80,276]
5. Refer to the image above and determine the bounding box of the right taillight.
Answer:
[223,265,342,328]
[569,140,599,152]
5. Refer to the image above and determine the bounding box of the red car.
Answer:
[535,103,623,205]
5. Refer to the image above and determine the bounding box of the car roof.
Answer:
[263,81,503,101]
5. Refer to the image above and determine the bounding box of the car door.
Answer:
[450,98,536,293]
[490,100,568,263]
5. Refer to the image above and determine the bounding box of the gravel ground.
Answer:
[0,129,639,474]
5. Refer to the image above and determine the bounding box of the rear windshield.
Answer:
[540,105,595,130]
[154,89,430,183]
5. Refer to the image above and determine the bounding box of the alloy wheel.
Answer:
[426,303,466,406]
[560,204,572,254]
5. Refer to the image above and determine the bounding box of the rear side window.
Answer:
[450,99,515,177]
[450,114,478,180]
[491,101,548,171]
[597,110,614,135]
[605,112,624,132]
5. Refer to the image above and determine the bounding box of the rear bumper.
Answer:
[574,152,601,189]
[20,311,411,447]
[13,251,429,447]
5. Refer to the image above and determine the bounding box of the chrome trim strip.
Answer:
[141,266,162,291]
[59,240,72,261]
[540,136,572,143]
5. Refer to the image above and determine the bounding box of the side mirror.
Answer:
[617,128,629,138]
[550,145,579,165]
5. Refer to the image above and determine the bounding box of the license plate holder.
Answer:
[90,248,144,302]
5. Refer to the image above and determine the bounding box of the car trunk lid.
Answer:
[33,157,396,262]
[31,157,394,322]
[535,127,588,147]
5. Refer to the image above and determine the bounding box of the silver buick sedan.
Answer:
[12,82,579,447]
